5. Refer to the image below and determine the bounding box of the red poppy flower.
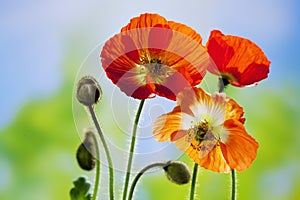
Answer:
[206,30,271,87]
[153,87,258,172]
[100,13,214,100]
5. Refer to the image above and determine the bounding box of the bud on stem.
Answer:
[163,161,191,185]
[76,76,102,106]
[76,131,97,171]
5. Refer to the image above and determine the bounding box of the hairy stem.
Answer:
[218,78,237,200]
[128,162,166,200]
[189,163,199,200]
[231,169,236,200]
[91,133,100,200]
[122,99,145,200]
[88,105,114,200]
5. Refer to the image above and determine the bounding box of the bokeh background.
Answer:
[1,0,300,199]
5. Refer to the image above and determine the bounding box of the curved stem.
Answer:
[91,133,100,200]
[128,162,166,200]
[231,169,236,200]
[189,163,198,200]
[122,99,145,200]
[88,105,114,200]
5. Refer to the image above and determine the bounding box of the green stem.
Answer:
[219,77,236,200]
[231,169,236,200]
[91,133,100,200]
[127,162,166,200]
[218,78,237,200]
[88,105,114,200]
[189,163,198,200]
[123,99,145,200]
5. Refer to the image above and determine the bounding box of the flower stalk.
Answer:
[91,133,100,200]
[128,161,190,200]
[123,99,145,200]
[189,163,199,200]
[218,78,237,200]
[128,162,166,200]
[231,169,236,200]
[88,105,114,200]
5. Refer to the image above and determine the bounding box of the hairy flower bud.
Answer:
[76,76,102,106]
[76,131,97,171]
[163,161,191,185]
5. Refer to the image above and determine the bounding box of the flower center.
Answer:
[136,57,174,84]
[190,120,210,143]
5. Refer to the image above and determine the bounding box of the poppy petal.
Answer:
[121,13,170,52]
[234,62,270,86]
[154,70,193,101]
[101,13,212,100]
[152,106,194,142]
[177,88,228,126]
[179,137,231,173]
[206,30,270,86]
[121,13,169,31]
[168,21,202,44]
[173,133,195,154]
[120,34,141,63]
[225,98,245,123]
[198,144,231,173]
[206,30,235,74]
[116,76,155,99]
[166,22,211,84]
[176,87,211,116]
[148,24,173,54]
[101,32,138,76]
[220,119,259,171]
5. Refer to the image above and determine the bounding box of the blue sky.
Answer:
[0,0,299,128]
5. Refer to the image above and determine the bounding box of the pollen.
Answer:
[190,120,210,143]
[137,56,174,84]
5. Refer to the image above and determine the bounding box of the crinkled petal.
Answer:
[101,31,139,82]
[168,21,202,45]
[180,137,231,173]
[152,106,194,142]
[114,70,155,99]
[177,88,228,126]
[121,14,171,52]
[121,13,169,31]
[225,98,245,123]
[148,24,173,54]
[166,21,212,84]
[154,70,193,101]
[206,30,270,86]
[220,119,259,171]
[174,133,195,153]
[176,87,211,115]
[198,143,231,173]
[101,13,213,100]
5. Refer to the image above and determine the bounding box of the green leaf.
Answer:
[69,177,92,200]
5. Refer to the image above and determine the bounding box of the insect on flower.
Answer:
[153,87,258,172]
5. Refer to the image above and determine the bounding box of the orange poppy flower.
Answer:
[206,30,271,87]
[153,87,258,172]
[100,13,214,100]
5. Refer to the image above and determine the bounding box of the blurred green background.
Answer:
[1,0,300,199]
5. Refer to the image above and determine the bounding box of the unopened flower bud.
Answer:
[76,131,97,171]
[76,76,102,106]
[163,161,191,185]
